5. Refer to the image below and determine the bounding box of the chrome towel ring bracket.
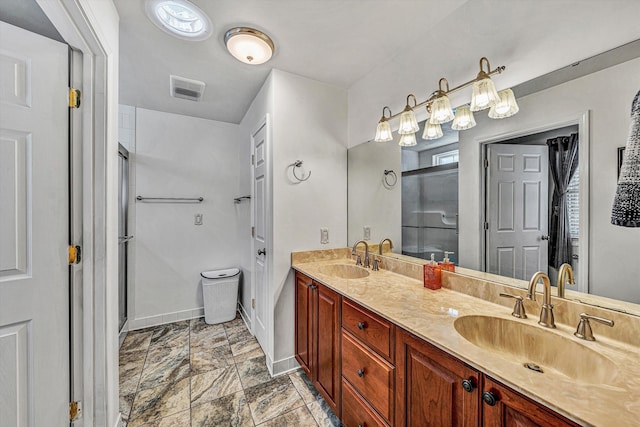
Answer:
[383,169,397,188]
[289,160,311,182]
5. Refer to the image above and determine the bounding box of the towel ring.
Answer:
[383,169,397,188]
[290,160,311,182]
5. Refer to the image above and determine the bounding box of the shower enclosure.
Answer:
[401,163,459,263]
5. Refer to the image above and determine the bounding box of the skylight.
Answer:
[146,0,212,41]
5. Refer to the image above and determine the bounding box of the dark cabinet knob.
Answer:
[357,321,367,330]
[461,379,475,393]
[257,248,266,255]
[309,284,317,290]
[357,369,365,377]
[482,391,498,406]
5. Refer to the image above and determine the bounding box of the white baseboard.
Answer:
[129,307,204,330]
[238,302,252,331]
[271,355,300,376]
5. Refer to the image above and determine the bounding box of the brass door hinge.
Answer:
[251,226,255,238]
[68,245,82,264]
[252,298,255,309]
[69,401,81,421]
[251,154,255,165]
[69,88,81,108]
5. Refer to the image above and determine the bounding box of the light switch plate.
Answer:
[320,228,329,244]
[363,226,371,240]
[195,213,203,225]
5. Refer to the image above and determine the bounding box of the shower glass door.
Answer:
[118,145,130,332]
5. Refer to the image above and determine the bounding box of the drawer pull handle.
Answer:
[482,391,498,406]
[357,368,365,377]
[357,321,367,330]
[461,379,475,393]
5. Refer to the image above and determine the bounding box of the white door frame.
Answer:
[478,111,590,293]
[36,1,119,425]
[251,114,274,371]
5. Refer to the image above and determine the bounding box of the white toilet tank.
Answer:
[201,268,240,325]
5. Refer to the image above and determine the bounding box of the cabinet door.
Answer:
[396,330,480,427]
[294,272,313,377]
[315,283,341,414]
[481,377,579,427]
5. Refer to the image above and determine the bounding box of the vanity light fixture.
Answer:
[451,105,477,130]
[429,79,455,124]
[397,94,420,135]
[374,107,394,142]
[224,27,275,65]
[488,88,520,119]
[398,132,417,147]
[470,57,501,111]
[372,57,516,142]
[145,0,212,41]
[422,121,444,140]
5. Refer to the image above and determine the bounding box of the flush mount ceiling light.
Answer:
[224,27,275,65]
[146,0,212,41]
[373,57,517,142]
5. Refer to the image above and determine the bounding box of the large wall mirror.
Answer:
[348,40,640,314]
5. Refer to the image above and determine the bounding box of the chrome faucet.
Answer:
[557,263,575,298]
[352,240,370,268]
[526,272,556,328]
[378,238,393,255]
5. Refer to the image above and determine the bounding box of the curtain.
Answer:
[547,133,579,269]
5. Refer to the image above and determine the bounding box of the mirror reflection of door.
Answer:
[484,125,579,283]
[118,144,130,333]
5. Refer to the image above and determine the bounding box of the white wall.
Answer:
[458,57,640,303]
[132,108,243,326]
[271,70,348,365]
[347,1,640,147]
[347,138,401,247]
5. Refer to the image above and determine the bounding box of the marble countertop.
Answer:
[292,253,640,427]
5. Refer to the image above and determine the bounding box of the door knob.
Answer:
[541,235,550,241]
[257,248,266,255]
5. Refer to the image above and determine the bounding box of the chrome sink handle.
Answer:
[499,293,527,319]
[574,313,614,341]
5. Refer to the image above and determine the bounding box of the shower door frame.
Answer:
[118,144,130,335]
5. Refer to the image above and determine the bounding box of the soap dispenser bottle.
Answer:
[424,253,442,290]
[439,251,455,272]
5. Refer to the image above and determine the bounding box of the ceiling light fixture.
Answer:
[146,0,212,41]
[373,57,517,142]
[224,27,275,65]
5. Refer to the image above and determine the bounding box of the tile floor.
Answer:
[119,314,342,426]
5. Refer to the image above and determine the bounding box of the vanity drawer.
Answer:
[342,298,394,360]
[342,331,394,422]
[342,378,389,427]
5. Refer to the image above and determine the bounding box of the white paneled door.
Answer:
[0,22,70,426]
[252,120,268,354]
[486,144,549,280]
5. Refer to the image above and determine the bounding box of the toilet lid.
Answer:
[201,268,240,279]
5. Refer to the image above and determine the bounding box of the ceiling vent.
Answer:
[169,75,205,101]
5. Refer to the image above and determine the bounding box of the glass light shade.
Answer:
[398,132,417,147]
[451,105,476,130]
[470,77,500,111]
[224,28,274,65]
[146,0,212,41]
[422,122,443,140]
[488,89,519,119]
[398,108,419,135]
[429,95,455,124]
[374,120,393,142]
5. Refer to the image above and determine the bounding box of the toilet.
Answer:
[201,267,240,325]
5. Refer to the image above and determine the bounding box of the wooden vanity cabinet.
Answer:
[396,329,480,427]
[481,376,580,427]
[294,271,341,415]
